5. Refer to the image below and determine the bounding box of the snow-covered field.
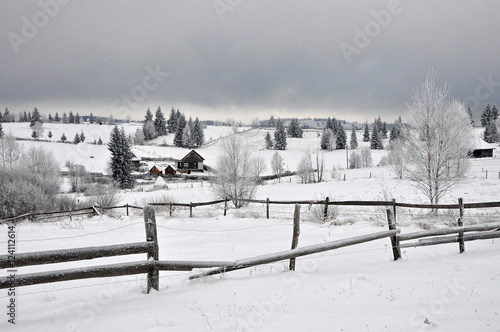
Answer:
[1,123,500,331]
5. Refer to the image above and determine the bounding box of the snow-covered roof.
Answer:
[472,131,497,150]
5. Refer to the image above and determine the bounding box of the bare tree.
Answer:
[314,151,326,183]
[212,135,258,208]
[297,153,314,183]
[252,155,267,184]
[0,135,22,169]
[403,71,474,206]
[271,151,285,183]
[360,147,373,168]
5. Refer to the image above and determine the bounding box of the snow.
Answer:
[1,123,500,331]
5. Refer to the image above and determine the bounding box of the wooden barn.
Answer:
[469,136,496,158]
[175,150,205,174]
[164,165,177,176]
[149,165,162,176]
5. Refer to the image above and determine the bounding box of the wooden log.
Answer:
[395,202,459,209]
[154,260,235,271]
[0,261,154,289]
[143,206,159,293]
[289,204,301,271]
[386,208,401,260]
[399,231,500,248]
[189,229,399,280]
[397,221,500,242]
[458,198,465,253]
[0,242,154,269]
[463,201,500,209]
[191,200,225,207]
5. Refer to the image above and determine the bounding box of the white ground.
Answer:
[1,123,500,331]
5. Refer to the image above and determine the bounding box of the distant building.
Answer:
[149,165,161,176]
[175,150,205,174]
[469,136,496,158]
[164,165,177,176]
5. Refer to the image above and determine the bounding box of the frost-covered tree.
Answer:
[134,127,145,145]
[144,108,153,122]
[271,151,285,182]
[370,122,383,150]
[3,108,14,122]
[143,121,155,141]
[211,134,258,208]
[350,125,358,149]
[79,131,85,143]
[466,105,474,126]
[154,106,167,136]
[483,119,498,143]
[62,112,68,124]
[274,118,287,150]
[0,122,3,138]
[61,133,67,142]
[268,116,276,127]
[320,128,334,150]
[480,104,498,127]
[182,117,195,148]
[287,118,303,138]
[0,111,3,123]
[265,131,273,149]
[174,113,186,147]
[390,117,403,141]
[74,132,81,144]
[363,122,370,142]
[108,125,133,189]
[75,113,81,124]
[402,71,474,206]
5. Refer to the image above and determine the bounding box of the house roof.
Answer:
[472,131,497,150]
[175,149,205,161]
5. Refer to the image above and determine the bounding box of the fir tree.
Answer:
[61,133,67,142]
[69,111,75,124]
[3,108,13,122]
[154,106,167,136]
[274,118,287,150]
[31,130,38,140]
[182,117,194,148]
[193,117,204,147]
[287,118,303,138]
[481,104,498,127]
[320,128,332,150]
[0,110,3,123]
[75,113,81,124]
[265,131,273,149]
[370,123,383,150]
[62,112,68,124]
[350,125,358,149]
[48,114,53,122]
[0,122,3,138]
[23,111,28,122]
[98,137,103,145]
[483,120,498,143]
[30,107,42,127]
[54,112,60,122]
[80,131,85,143]
[268,116,277,127]
[381,122,388,139]
[28,111,32,122]
[89,113,94,124]
[74,132,81,144]
[167,107,178,133]
[144,107,153,122]
[48,130,52,140]
[336,124,347,149]
[466,105,474,126]
[108,126,133,189]
[325,117,333,131]
[174,113,186,147]
[363,122,370,142]
[390,116,403,141]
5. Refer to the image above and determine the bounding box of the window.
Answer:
[184,163,189,168]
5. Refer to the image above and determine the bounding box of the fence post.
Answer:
[289,204,301,271]
[190,203,193,218]
[224,197,228,217]
[323,197,330,221]
[169,202,172,217]
[126,204,129,217]
[458,198,465,253]
[266,198,270,219]
[69,209,72,222]
[392,199,397,225]
[386,208,401,260]
[143,206,159,293]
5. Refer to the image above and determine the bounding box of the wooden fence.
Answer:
[1,199,499,294]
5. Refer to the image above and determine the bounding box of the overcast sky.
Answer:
[1,0,499,123]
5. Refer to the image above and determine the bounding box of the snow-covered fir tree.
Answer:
[30,107,42,127]
[54,112,60,122]
[98,137,102,145]
[193,117,204,147]
[154,106,167,136]
[336,124,347,149]
[144,107,153,122]
[74,132,81,144]
[467,105,474,126]
[61,133,67,142]
[47,130,52,140]
[174,113,187,147]
[0,122,3,138]
[320,128,334,150]
[483,120,498,143]
[182,117,195,148]
[268,116,277,127]
[481,104,498,127]
[390,116,403,141]
[0,110,3,123]
[69,111,75,124]
[89,113,94,124]
[75,113,81,124]
[167,107,178,133]
[350,125,358,149]
[370,121,383,150]
[274,118,287,150]
[143,108,156,141]
[79,131,85,143]
[108,126,133,189]
[265,131,273,149]
[287,118,303,138]
[363,122,370,142]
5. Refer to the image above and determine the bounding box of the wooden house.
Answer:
[175,150,205,174]
[469,136,496,158]
[149,165,162,176]
[164,165,177,176]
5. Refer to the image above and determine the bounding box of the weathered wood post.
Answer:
[69,209,72,221]
[386,208,401,260]
[190,203,193,218]
[289,204,301,271]
[224,197,228,217]
[144,206,159,293]
[392,199,397,225]
[266,198,270,219]
[458,198,465,253]
[486,170,488,179]
[323,197,330,221]
[126,204,129,217]
[169,202,172,217]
